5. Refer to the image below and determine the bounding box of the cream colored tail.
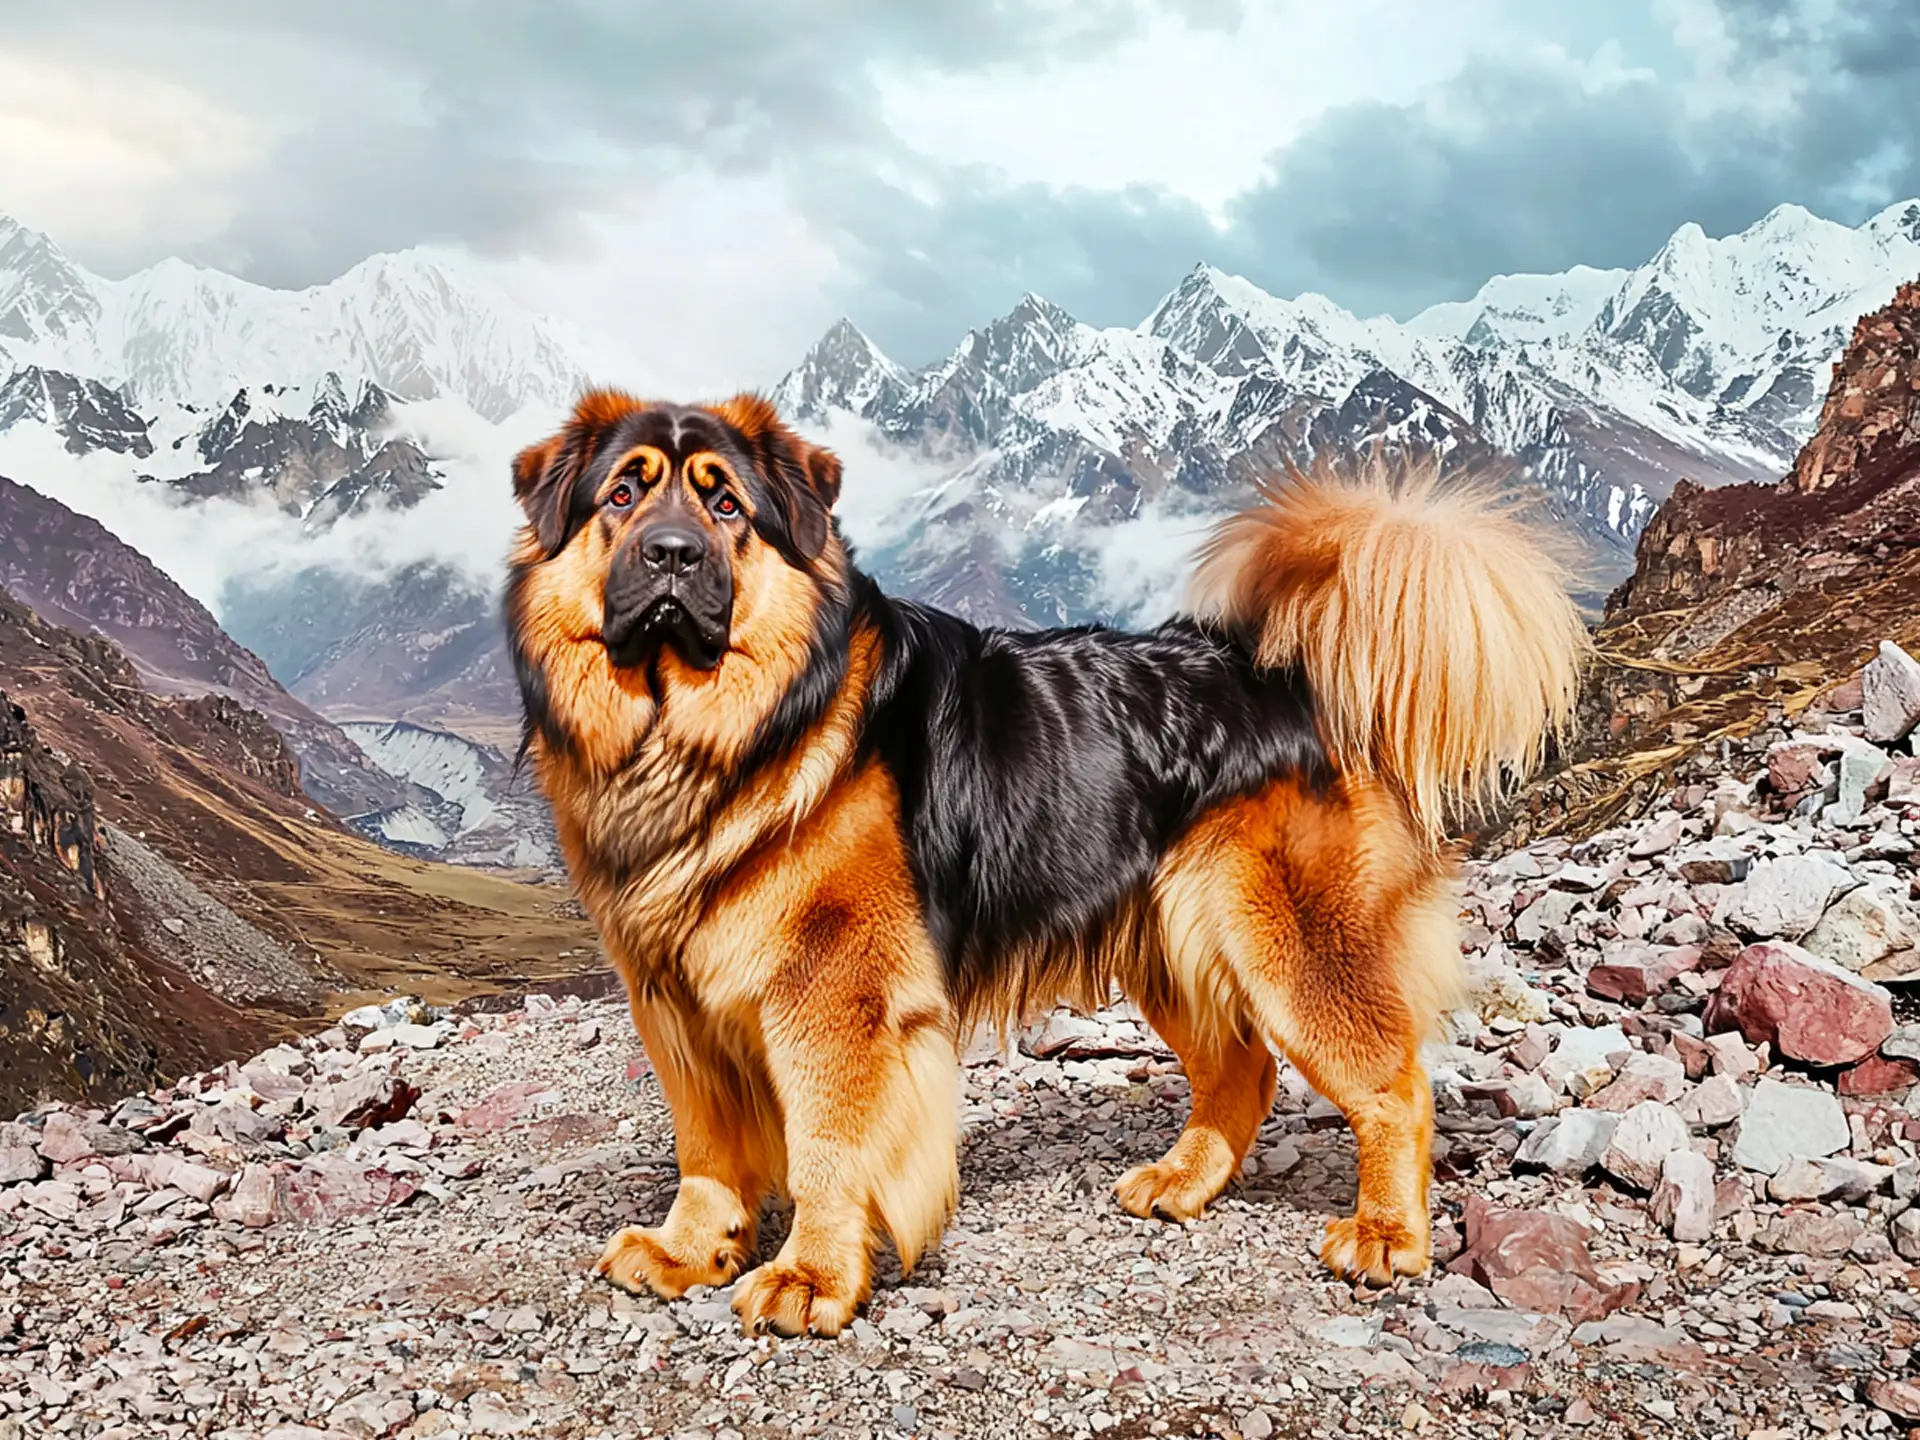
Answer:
[1187,455,1591,843]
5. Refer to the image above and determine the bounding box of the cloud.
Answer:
[1,1,1234,288]
[0,395,552,624]
[6,0,1920,389]
[800,0,1920,361]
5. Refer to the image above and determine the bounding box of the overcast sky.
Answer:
[2,0,1916,391]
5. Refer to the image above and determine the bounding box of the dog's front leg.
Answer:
[596,999,770,1299]
[730,930,957,1338]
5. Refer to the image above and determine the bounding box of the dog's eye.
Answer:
[713,493,740,518]
[608,483,634,509]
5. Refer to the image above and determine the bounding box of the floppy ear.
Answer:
[511,435,575,556]
[711,391,841,563]
[781,440,842,562]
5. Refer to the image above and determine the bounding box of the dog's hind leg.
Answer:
[1162,777,1459,1285]
[1114,994,1275,1222]
[595,996,773,1300]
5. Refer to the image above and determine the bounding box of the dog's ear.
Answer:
[511,435,574,556]
[513,390,644,556]
[713,392,841,563]
[773,434,841,563]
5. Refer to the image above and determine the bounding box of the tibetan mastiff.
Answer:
[504,390,1587,1337]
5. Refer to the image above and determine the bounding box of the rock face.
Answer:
[1505,278,1920,845]
[1789,281,1920,497]
[0,473,430,825]
[0,366,151,456]
[1,675,272,1111]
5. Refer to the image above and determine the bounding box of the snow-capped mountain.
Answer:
[3,195,1918,779]
[0,215,587,421]
[144,371,445,529]
[776,199,1920,619]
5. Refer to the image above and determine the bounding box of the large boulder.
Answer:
[1717,854,1857,940]
[1729,1078,1850,1175]
[1862,640,1920,743]
[1704,941,1893,1067]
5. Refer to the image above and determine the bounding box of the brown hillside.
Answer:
[1502,280,1920,844]
[0,587,597,1112]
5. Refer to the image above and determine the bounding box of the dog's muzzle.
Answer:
[603,521,732,671]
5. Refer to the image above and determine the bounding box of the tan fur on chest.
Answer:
[533,625,891,1015]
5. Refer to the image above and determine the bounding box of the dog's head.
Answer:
[505,391,845,772]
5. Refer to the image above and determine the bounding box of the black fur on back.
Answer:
[834,572,1331,1001]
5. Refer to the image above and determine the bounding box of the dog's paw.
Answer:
[730,1260,861,1338]
[593,1224,751,1300]
[1319,1214,1430,1286]
[1114,1124,1242,1223]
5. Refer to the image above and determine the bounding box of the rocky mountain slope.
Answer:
[0,472,417,821]
[2,706,1916,1435]
[1,660,277,1113]
[0,587,595,1112]
[0,473,554,863]
[1507,278,1920,845]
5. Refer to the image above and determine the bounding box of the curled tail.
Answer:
[1188,456,1591,843]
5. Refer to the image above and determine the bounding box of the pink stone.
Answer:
[36,1113,97,1164]
[210,1163,279,1228]
[1587,945,1701,1004]
[316,1072,418,1133]
[1446,1196,1639,1324]
[1767,742,1829,797]
[1704,941,1894,1067]
[277,1155,417,1222]
[456,1080,558,1134]
[1837,1054,1920,1096]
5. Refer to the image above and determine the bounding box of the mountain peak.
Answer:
[770,316,909,421]
[0,214,100,347]
[1866,198,1920,246]
[0,221,587,420]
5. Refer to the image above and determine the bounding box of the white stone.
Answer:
[1767,1155,1891,1204]
[1719,853,1859,940]
[1802,878,1917,972]
[1516,1109,1619,1174]
[1730,1078,1849,1174]
[1540,1024,1630,1091]
[1862,640,1920,743]
[1601,1100,1692,1191]
[1649,1148,1715,1242]
[1514,889,1583,946]
[1462,953,1553,1025]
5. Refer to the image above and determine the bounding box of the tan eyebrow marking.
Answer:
[601,445,669,500]
[685,451,751,512]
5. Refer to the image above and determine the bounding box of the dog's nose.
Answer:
[641,525,707,575]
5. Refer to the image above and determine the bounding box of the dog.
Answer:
[503,389,1588,1338]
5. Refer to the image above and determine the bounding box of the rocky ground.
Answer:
[5,646,1920,1440]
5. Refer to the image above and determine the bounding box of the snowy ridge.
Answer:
[776,198,1920,624]
[341,720,556,870]
[0,215,588,422]
[341,721,498,836]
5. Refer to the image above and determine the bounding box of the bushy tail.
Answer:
[1188,455,1591,843]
